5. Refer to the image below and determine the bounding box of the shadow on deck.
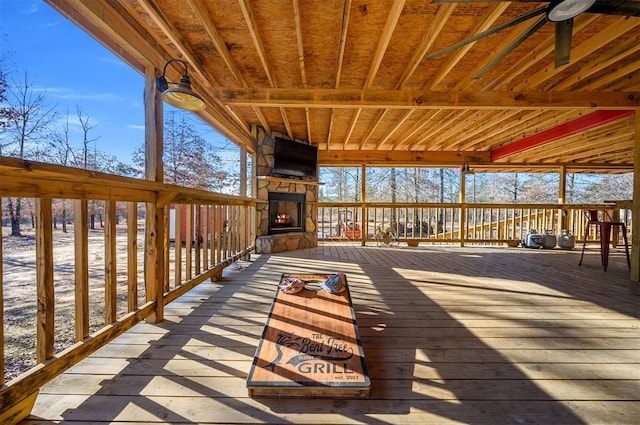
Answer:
[24,244,639,424]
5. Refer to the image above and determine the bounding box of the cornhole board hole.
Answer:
[247,273,370,398]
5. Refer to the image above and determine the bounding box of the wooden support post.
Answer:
[74,200,90,341]
[459,169,466,247]
[558,165,567,233]
[144,66,165,323]
[631,111,640,284]
[104,201,117,324]
[35,198,54,363]
[361,164,367,246]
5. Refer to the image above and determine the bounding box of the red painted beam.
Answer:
[490,110,636,161]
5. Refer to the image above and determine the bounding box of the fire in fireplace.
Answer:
[268,192,305,234]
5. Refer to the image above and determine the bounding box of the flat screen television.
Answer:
[272,137,318,179]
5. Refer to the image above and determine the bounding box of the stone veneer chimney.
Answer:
[254,127,318,253]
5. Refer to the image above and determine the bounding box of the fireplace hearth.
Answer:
[268,192,305,235]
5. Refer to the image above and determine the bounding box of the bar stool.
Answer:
[579,210,630,271]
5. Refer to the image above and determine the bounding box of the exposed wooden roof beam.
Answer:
[319,150,491,166]
[491,110,636,160]
[212,87,640,109]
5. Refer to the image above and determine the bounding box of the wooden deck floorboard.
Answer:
[24,244,639,424]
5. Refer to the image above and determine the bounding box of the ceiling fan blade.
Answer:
[555,18,573,67]
[426,6,547,60]
[475,15,548,79]
[587,0,640,16]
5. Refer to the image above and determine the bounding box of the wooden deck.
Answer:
[24,244,639,424]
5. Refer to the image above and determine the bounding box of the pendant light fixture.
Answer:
[156,59,206,111]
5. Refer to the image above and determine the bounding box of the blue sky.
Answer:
[1,0,230,164]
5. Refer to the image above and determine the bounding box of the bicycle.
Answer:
[374,225,399,247]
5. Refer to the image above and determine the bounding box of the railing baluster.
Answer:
[74,200,90,341]
[127,202,138,312]
[104,201,117,324]
[185,204,193,281]
[195,204,201,276]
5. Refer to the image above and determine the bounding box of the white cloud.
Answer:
[127,124,145,130]
[34,86,120,102]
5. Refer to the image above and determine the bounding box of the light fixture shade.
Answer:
[547,0,596,22]
[162,77,206,111]
[157,60,206,111]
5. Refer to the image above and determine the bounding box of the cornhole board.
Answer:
[247,273,370,398]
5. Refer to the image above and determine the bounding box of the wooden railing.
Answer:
[318,201,632,246]
[0,157,255,421]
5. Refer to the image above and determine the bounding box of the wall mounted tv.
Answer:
[272,137,318,179]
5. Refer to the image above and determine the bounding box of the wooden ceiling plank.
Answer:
[430,3,509,89]
[553,33,640,91]
[187,0,246,87]
[239,0,277,88]
[422,110,481,150]
[360,110,389,148]
[518,132,633,163]
[364,0,406,89]
[491,110,636,160]
[454,110,522,150]
[515,17,640,91]
[45,0,152,72]
[391,110,441,150]
[428,110,496,149]
[136,0,209,83]
[582,61,640,90]
[134,0,255,147]
[280,107,293,139]
[211,87,640,109]
[410,110,466,150]
[366,3,454,151]
[376,110,414,149]
[396,3,455,89]
[473,110,577,150]
[343,109,362,148]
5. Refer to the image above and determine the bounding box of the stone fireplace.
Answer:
[254,128,318,254]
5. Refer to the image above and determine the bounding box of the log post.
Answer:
[144,66,165,323]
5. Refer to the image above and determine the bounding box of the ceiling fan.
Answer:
[427,0,640,78]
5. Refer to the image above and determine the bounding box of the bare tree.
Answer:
[3,71,57,236]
